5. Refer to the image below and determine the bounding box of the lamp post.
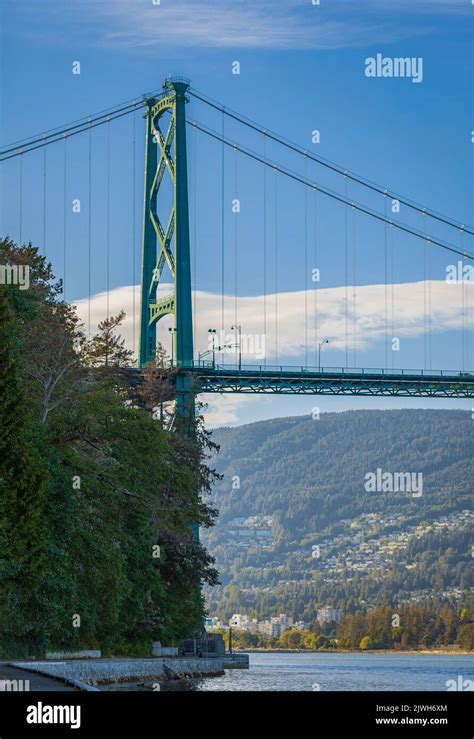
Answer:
[198,329,220,367]
[208,328,217,367]
[168,327,176,366]
[231,324,242,371]
[318,338,329,372]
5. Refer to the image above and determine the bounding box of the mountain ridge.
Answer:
[204,409,473,621]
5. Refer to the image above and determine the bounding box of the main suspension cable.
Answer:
[1,101,146,161]
[188,118,473,261]
[189,88,474,236]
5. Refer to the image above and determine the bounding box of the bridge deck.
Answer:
[178,364,474,398]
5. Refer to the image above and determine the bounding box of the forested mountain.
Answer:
[203,410,473,622]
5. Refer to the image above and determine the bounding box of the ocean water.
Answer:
[160,652,474,691]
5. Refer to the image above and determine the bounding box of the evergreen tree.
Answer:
[0,286,49,652]
[84,311,133,368]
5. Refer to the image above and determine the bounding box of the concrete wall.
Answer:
[45,650,101,660]
[12,658,224,685]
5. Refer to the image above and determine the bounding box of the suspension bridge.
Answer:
[1,76,473,426]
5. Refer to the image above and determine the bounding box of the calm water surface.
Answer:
[160,653,474,691]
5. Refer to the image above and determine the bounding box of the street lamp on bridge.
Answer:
[198,328,218,367]
[318,338,329,372]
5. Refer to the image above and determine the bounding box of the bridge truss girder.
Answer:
[186,369,474,399]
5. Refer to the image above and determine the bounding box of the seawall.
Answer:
[11,658,224,687]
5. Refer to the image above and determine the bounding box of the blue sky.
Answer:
[1,0,473,425]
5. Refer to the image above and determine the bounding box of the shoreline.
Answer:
[9,657,225,690]
[237,648,472,655]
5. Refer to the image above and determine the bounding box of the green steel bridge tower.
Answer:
[138,77,195,429]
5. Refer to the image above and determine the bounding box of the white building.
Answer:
[317,606,341,625]
[229,614,246,629]
[229,614,257,633]
[294,620,308,631]
[258,620,280,637]
[277,614,294,631]
[230,612,302,636]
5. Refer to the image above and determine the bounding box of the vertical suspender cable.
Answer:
[274,167,278,365]
[428,228,432,370]
[63,135,68,300]
[88,122,92,336]
[423,209,427,369]
[193,123,197,352]
[384,193,388,368]
[19,150,23,244]
[234,146,238,362]
[304,153,308,368]
[461,227,466,370]
[466,235,471,370]
[467,239,471,371]
[132,111,136,357]
[464,228,470,370]
[462,255,466,371]
[466,266,470,371]
[344,174,349,367]
[106,118,111,322]
[263,130,267,367]
[43,140,47,255]
[221,108,225,357]
[352,204,357,367]
[314,185,318,366]
[391,224,395,369]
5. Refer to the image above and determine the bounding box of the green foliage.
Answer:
[457,623,474,650]
[227,602,473,652]
[0,239,218,657]
[84,310,133,368]
[337,602,473,650]
[0,284,49,652]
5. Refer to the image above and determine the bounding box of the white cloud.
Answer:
[198,392,256,427]
[73,278,472,424]
[20,0,469,51]
[74,278,471,360]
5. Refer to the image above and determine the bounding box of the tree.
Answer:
[278,628,305,649]
[84,311,133,368]
[457,624,474,651]
[0,286,49,653]
[137,342,177,426]
[22,302,85,422]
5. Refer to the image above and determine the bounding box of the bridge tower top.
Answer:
[138,76,193,371]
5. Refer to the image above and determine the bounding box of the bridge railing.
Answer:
[172,361,473,379]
